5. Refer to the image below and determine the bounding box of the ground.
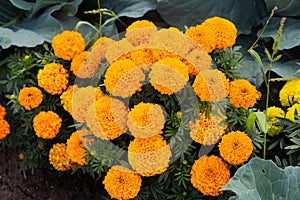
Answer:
[0,147,103,200]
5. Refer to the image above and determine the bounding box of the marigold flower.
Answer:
[127,48,157,66]
[91,37,115,51]
[60,85,75,115]
[103,165,142,200]
[190,155,230,196]
[104,59,145,98]
[70,51,96,78]
[0,105,6,120]
[49,143,75,171]
[0,119,10,139]
[286,103,300,122]
[185,48,212,75]
[267,106,285,136]
[219,131,253,165]
[128,134,171,176]
[18,87,43,110]
[52,30,85,60]
[193,69,229,102]
[127,102,165,138]
[105,38,134,63]
[19,153,24,160]
[149,57,189,95]
[279,78,300,106]
[126,20,157,46]
[189,113,226,145]
[86,96,128,140]
[33,111,62,139]
[37,63,69,95]
[66,131,87,165]
[229,79,261,109]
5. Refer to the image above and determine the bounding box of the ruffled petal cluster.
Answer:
[126,20,157,46]
[0,119,10,139]
[279,78,300,106]
[33,111,62,139]
[286,103,300,122]
[49,143,75,171]
[267,106,285,136]
[66,131,87,165]
[18,87,43,110]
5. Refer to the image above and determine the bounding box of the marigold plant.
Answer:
[266,106,285,136]
[219,130,253,165]
[60,85,75,116]
[103,165,142,200]
[0,119,10,139]
[33,111,62,139]
[18,87,43,110]
[190,155,230,196]
[279,78,300,106]
[66,131,87,165]
[286,103,300,122]
[49,143,75,171]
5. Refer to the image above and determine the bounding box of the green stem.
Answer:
[263,68,271,159]
[98,0,103,37]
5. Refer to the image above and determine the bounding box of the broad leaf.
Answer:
[222,157,300,200]
[156,0,267,34]
[264,0,300,17]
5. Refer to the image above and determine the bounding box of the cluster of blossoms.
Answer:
[0,105,10,139]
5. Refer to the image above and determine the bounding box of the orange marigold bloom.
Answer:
[185,48,212,75]
[91,37,114,50]
[104,59,145,98]
[86,96,128,140]
[149,57,189,95]
[0,105,6,120]
[66,131,87,165]
[18,87,43,110]
[33,111,62,139]
[193,69,229,102]
[49,143,75,171]
[0,119,10,139]
[52,30,85,60]
[128,134,171,176]
[229,79,261,109]
[127,48,157,66]
[219,131,253,165]
[37,63,69,95]
[60,85,75,115]
[105,38,134,63]
[126,20,157,46]
[103,165,142,200]
[190,155,230,196]
[70,51,97,78]
[189,112,227,145]
[127,102,165,138]
[286,103,300,122]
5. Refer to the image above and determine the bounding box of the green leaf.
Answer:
[245,112,257,132]
[156,0,267,34]
[222,157,300,200]
[271,59,300,79]
[9,0,34,11]
[254,111,267,133]
[264,0,300,17]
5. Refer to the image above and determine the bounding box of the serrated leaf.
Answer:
[222,157,300,200]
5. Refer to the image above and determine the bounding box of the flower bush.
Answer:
[1,2,300,200]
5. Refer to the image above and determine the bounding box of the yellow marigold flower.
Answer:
[66,131,87,165]
[91,37,114,50]
[0,105,6,120]
[0,119,10,139]
[19,153,24,160]
[103,165,142,200]
[52,30,85,60]
[18,87,43,110]
[267,106,285,137]
[279,78,300,106]
[189,113,226,145]
[127,102,165,138]
[193,69,229,102]
[184,48,212,75]
[149,57,189,95]
[229,79,261,109]
[219,131,253,165]
[104,59,145,98]
[127,48,157,66]
[72,86,104,123]
[286,103,300,122]
[105,38,134,63]
[190,155,230,196]
[60,85,75,115]
[90,37,116,65]
[86,96,128,140]
[49,143,75,171]
[76,129,95,150]
[128,134,171,176]
[37,63,69,95]
[33,111,62,139]
[126,20,157,46]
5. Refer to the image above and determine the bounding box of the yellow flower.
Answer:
[103,165,142,200]
[52,30,85,60]
[127,48,157,67]
[193,69,229,102]
[49,143,75,171]
[279,78,300,106]
[19,153,24,160]
[189,113,226,145]
[66,131,87,165]
[0,105,6,120]
[91,37,115,51]
[219,131,253,165]
[33,111,62,139]
[128,134,171,176]
[0,119,10,139]
[229,79,261,109]
[126,20,157,46]
[105,38,134,63]
[18,87,43,110]
[184,48,212,75]
[267,106,285,136]
[286,103,300,122]
[70,51,93,78]
[190,155,230,196]
[104,59,145,98]
[86,96,128,140]
[149,57,189,95]
[127,102,165,138]
[37,63,69,95]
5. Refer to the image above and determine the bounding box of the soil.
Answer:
[0,147,104,200]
